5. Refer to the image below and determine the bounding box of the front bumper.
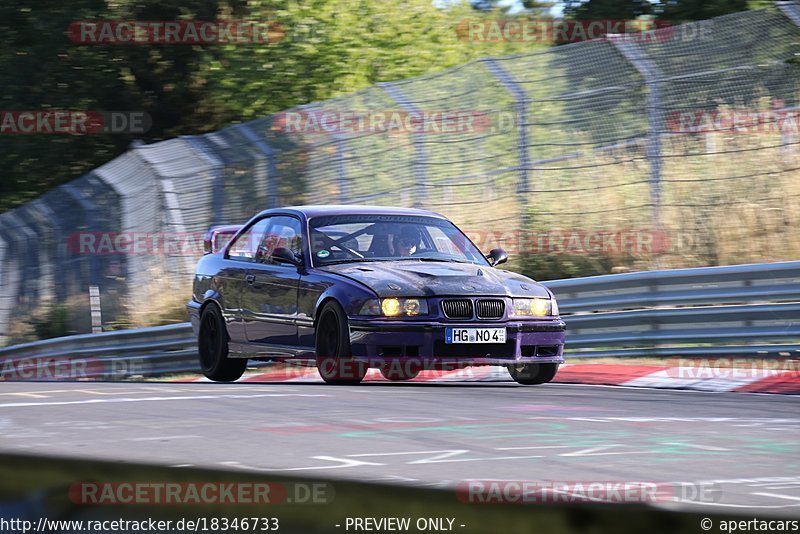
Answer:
[347,319,566,366]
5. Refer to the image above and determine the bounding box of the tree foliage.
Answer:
[658,0,750,22]
[564,0,752,21]
[0,0,764,211]
[0,0,533,211]
[564,0,653,19]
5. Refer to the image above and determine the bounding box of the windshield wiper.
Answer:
[321,258,379,265]
[399,257,473,264]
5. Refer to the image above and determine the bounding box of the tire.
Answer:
[507,362,559,385]
[315,301,367,385]
[198,304,247,382]
[380,365,421,381]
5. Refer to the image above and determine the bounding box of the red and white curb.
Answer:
[176,363,799,394]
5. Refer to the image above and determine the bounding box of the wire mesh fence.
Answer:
[1,5,799,344]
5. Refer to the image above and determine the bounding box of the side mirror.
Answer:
[487,248,508,267]
[270,247,301,266]
[204,225,242,254]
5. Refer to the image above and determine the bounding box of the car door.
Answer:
[219,217,272,344]
[243,215,303,348]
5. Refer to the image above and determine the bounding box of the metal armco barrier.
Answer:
[547,260,800,358]
[0,261,798,380]
[0,324,196,380]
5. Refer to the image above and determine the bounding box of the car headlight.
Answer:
[381,298,401,316]
[359,298,428,317]
[511,297,556,317]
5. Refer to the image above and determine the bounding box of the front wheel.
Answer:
[315,301,367,385]
[198,304,247,382]
[507,362,559,385]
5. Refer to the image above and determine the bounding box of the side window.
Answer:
[227,218,271,261]
[257,216,303,264]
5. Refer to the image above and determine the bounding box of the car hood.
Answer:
[319,261,551,298]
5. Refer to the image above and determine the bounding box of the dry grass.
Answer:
[126,135,800,330]
[124,264,193,328]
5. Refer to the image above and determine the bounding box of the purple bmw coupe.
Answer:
[187,205,565,385]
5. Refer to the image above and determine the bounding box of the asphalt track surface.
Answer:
[0,380,798,516]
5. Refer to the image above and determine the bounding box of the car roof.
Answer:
[255,205,448,220]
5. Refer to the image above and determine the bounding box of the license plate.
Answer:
[445,327,506,344]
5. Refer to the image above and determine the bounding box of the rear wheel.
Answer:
[315,301,367,385]
[198,304,247,382]
[507,362,559,385]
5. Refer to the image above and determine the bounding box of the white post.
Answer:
[89,285,102,333]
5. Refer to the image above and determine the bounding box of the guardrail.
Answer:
[1,261,798,380]
[0,323,196,379]
[547,260,800,358]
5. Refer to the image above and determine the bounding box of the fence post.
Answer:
[777,3,800,156]
[609,35,663,228]
[777,1,800,26]
[0,215,19,345]
[89,285,102,333]
[775,1,800,155]
[481,58,531,231]
[35,194,71,303]
[234,123,280,208]
[183,135,225,225]
[332,133,349,203]
[296,104,350,203]
[63,183,101,286]
[0,240,6,345]
[157,178,196,277]
[378,82,427,208]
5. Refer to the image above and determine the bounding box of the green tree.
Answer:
[469,0,510,11]
[470,0,554,16]
[563,0,756,22]
[1,0,544,211]
[0,0,245,210]
[657,0,749,22]
[564,0,653,19]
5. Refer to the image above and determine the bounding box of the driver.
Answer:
[394,227,420,256]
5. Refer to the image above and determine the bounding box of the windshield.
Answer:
[308,214,489,266]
